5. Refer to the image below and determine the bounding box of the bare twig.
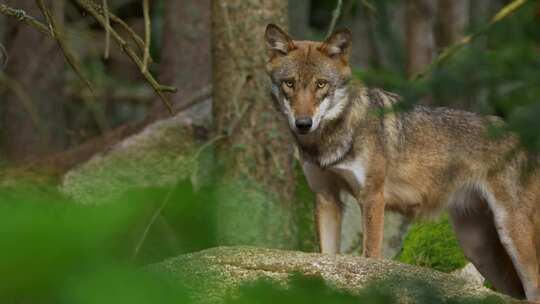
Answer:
[327,0,343,37]
[3,0,177,116]
[0,43,8,69]
[36,0,94,92]
[72,0,175,114]
[142,0,151,73]
[37,0,55,37]
[414,0,528,80]
[86,0,153,63]
[0,4,52,36]
[0,72,44,137]
[102,0,110,58]
[132,187,174,261]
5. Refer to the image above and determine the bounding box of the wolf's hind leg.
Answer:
[494,211,540,301]
[315,192,343,254]
[449,194,525,299]
[485,184,540,302]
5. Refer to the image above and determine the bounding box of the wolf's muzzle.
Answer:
[295,117,313,134]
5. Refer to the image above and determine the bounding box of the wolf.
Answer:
[264,23,540,301]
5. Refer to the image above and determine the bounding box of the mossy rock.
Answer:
[148,246,515,304]
[396,214,467,272]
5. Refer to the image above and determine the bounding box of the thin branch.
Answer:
[142,0,151,73]
[72,0,175,114]
[360,0,377,15]
[35,0,94,92]
[132,186,173,261]
[37,0,55,37]
[414,0,528,80]
[327,0,343,37]
[86,0,153,63]
[2,2,169,111]
[0,43,7,69]
[102,0,110,59]
[0,4,52,36]
[0,72,44,137]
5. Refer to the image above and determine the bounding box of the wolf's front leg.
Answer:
[360,189,385,258]
[315,192,343,254]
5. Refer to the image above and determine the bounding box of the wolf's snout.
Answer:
[295,117,313,134]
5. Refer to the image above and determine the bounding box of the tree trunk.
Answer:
[405,0,436,78]
[211,1,297,248]
[154,0,211,113]
[288,0,311,39]
[348,5,380,70]
[436,0,468,49]
[1,1,66,162]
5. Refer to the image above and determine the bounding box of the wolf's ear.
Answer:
[265,24,295,57]
[319,29,352,60]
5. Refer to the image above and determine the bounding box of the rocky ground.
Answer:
[147,246,519,304]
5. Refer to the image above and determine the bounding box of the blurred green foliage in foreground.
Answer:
[0,182,505,304]
[229,273,507,304]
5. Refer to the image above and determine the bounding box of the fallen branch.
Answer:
[29,85,212,174]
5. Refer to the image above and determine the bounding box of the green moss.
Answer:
[396,214,467,272]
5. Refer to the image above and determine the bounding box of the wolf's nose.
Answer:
[295,117,313,133]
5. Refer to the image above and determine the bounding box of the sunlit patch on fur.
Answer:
[331,157,366,194]
[324,87,349,120]
[312,87,349,132]
[282,98,296,130]
[384,180,423,208]
[271,83,280,99]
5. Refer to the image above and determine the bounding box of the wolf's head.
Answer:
[265,24,352,135]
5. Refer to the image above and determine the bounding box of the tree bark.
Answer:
[436,0,468,48]
[348,5,380,70]
[211,1,297,247]
[154,0,211,113]
[288,0,311,39]
[405,0,436,78]
[1,1,66,162]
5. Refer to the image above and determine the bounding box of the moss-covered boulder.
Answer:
[397,215,467,272]
[148,246,515,304]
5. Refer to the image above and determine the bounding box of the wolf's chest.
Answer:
[302,158,366,196]
[330,159,366,194]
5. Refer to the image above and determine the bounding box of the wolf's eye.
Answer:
[283,80,295,88]
[316,80,327,89]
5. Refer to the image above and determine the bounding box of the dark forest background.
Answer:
[2,0,538,164]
